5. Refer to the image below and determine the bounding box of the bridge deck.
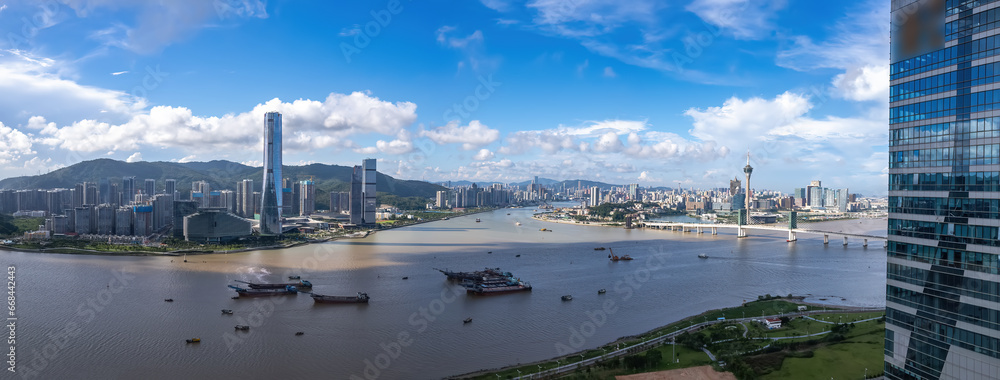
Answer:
[639,222,886,240]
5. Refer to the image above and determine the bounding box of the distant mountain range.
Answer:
[0,158,446,198]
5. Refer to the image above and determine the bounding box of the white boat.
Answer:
[698,253,708,259]
[515,222,522,226]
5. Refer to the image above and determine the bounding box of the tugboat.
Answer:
[186,338,201,343]
[311,292,370,304]
[561,295,573,301]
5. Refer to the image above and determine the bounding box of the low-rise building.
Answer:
[762,318,782,329]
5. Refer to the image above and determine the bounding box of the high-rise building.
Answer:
[362,158,377,225]
[260,111,282,235]
[349,165,363,224]
[95,204,115,235]
[165,179,176,199]
[115,207,132,236]
[121,177,135,206]
[84,182,97,205]
[436,190,448,209]
[887,2,1000,379]
[743,151,752,212]
[299,180,315,216]
[98,178,110,204]
[237,179,254,218]
[144,179,156,196]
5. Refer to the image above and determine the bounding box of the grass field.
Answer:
[757,318,885,380]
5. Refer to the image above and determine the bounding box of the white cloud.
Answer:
[832,64,888,102]
[0,50,145,125]
[376,139,414,155]
[479,0,512,12]
[34,91,418,154]
[0,122,35,165]
[125,152,142,163]
[473,148,495,161]
[63,0,268,54]
[436,26,498,72]
[241,160,263,167]
[603,66,617,78]
[177,155,197,163]
[576,59,589,76]
[339,25,361,37]
[777,1,888,102]
[0,5,8,15]
[686,0,786,39]
[420,120,500,150]
[111,71,128,76]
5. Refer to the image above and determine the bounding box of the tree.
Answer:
[645,349,663,368]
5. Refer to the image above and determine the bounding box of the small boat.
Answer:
[598,289,607,294]
[228,285,298,297]
[698,253,708,259]
[443,217,450,220]
[476,219,481,222]
[463,317,473,324]
[609,248,633,261]
[487,251,492,254]
[540,228,551,232]
[231,296,240,300]
[288,275,301,280]
[594,247,606,251]
[402,276,409,280]
[507,213,511,215]
[561,295,573,301]
[234,325,249,331]
[221,309,233,315]
[515,222,522,226]
[515,254,521,257]
[186,338,200,343]
[164,298,174,302]
[295,332,304,336]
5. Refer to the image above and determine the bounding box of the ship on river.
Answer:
[228,285,298,297]
[434,267,510,282]
[311,292,370,304]
[235,280,312,289]
[462,277,532,295]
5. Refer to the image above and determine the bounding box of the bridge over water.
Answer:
[639,221,887,247]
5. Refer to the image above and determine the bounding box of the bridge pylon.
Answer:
[787,230,796,242]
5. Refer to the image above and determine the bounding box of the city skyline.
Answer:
[0,1,888,195]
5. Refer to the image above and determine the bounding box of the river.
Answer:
[2,205,886,379]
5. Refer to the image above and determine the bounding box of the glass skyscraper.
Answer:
[260,111,282,235]
[888,0,1000,378]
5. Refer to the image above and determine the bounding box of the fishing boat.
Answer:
[186,338,200,343]
[221,309,233,315]
[164,298,174,302]
[594,247,606,251]
[234,325,249,331]
[295,332,305,336]
[561,295,573,301]
[228,285,298,297]
[463,317,473,324]
[311,292,370,304]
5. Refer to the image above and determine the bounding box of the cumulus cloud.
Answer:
[125,152,142,163]
[0,122,35,165]
[177,155,196,163]
[420,120,500,150]
[603,67,617,78]
[34,91,418,153]
[473,148,495,161]
[832,65,888,102]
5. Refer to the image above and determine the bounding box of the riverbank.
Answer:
[0,207,500,256]
[452,297,884,379]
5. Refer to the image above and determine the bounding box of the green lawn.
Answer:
[758,316,885,380]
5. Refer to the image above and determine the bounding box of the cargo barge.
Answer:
[311,292,370,304]
[228,285,298,297]
[235,280,312,289]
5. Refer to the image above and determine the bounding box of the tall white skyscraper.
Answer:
[260,111,282,235]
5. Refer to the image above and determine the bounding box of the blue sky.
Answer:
[0,0,889,195]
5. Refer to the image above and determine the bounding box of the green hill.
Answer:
[0,158,446,200]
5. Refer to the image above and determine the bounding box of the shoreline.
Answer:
[0,207,500,257]
[451,297,884,379]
